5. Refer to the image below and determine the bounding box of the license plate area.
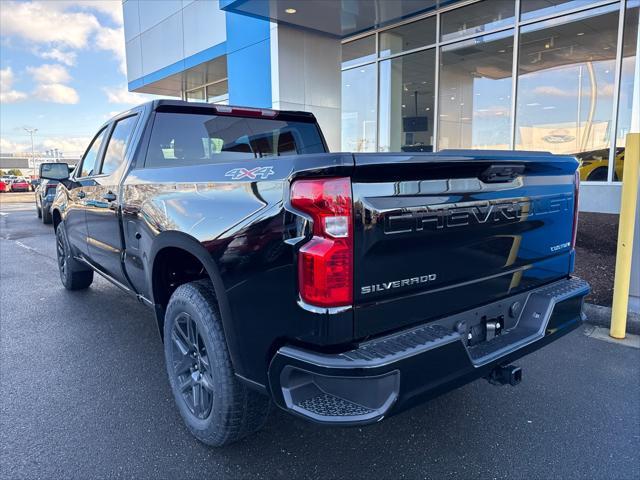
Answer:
[424,277,589,366]
[466,315,506,346]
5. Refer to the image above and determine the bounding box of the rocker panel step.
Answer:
[295,393,375,417]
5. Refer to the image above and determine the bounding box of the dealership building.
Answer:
[122,0,640,309]
[123,0,639,213]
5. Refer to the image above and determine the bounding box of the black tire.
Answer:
[55,223,93,290]
[37,204,42,219]
[164,280,270,447]
[42,206,52,224]
[586,166,608,181]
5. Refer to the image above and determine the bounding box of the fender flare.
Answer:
[147,231,241,371]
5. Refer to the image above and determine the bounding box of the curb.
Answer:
[583,303,640,335]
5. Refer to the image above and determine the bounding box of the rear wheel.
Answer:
[55,224,93,290]
[164,280,270,447]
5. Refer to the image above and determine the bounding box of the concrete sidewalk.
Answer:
[584,303,640,335]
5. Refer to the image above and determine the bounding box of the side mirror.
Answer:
[40,162,70,181]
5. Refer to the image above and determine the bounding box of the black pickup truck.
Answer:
[40,100,589,446]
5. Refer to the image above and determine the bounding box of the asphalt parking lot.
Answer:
[1,200,639,480]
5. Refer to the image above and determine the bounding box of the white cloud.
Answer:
[38,48,77,66]
[40,135,91,156]
[533,83,616,98]
[0,137,30,153]
[27,64,71,84]
[0,90,28,103]
[598,83,615,97]
[0,1,100,49]
[475,105,510,118]
[80,0,124,25]
[49,0,125,26]
[533,86,570,97]
[0,135,90,156]
[25,63,78,103]
[33,83,79,104]
[0,67,27,104]
[103,85,148,105]
[95,26,126,74]
[1,1,126,74]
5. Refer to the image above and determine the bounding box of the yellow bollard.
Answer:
[610,133,640,339]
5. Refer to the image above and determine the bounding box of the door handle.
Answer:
[78,191,86,199]
[103,192,117,202]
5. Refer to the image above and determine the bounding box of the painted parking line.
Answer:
[15,240,37,252]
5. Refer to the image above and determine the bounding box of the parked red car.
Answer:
[0,180,7,192]
[10,179,30,192]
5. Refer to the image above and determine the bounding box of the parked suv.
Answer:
[35,179,58,224]
[41,100,589,446]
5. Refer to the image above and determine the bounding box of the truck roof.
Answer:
[147,99,319,123]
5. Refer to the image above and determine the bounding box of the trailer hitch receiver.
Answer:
[487,364,522,386]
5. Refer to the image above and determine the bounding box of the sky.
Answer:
[0,0,158,158]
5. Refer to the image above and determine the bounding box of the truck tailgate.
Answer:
[351,151,578,338]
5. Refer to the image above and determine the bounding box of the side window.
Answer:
[79,128,107,178]
[101,115,139,175]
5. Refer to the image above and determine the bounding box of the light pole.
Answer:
[23,127,38,177]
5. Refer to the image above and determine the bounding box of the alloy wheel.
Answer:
[170,312,214,419]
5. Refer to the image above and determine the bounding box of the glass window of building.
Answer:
[186,87,205,102]
[379,17,437,57]
[379,49,436,152]
[440,0,515,42]
[614,0,639,181]
[438,30,514,150]
[341,64,377,152]
[521,0,596,21]
[206,80,229,104]
[342,35,376,68]
[515,5,620,181]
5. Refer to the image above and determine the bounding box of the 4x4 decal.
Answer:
[225,166,275,180]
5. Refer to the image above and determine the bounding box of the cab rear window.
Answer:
[145,112,326,168]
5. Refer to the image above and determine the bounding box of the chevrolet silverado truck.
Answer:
[40,100,590,447]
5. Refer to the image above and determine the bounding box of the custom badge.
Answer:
[225,166,275,180]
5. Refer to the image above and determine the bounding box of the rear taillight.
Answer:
[571,170,580,249]
[290,177,353,308]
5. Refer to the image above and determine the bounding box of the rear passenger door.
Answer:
[84,114,139,288]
